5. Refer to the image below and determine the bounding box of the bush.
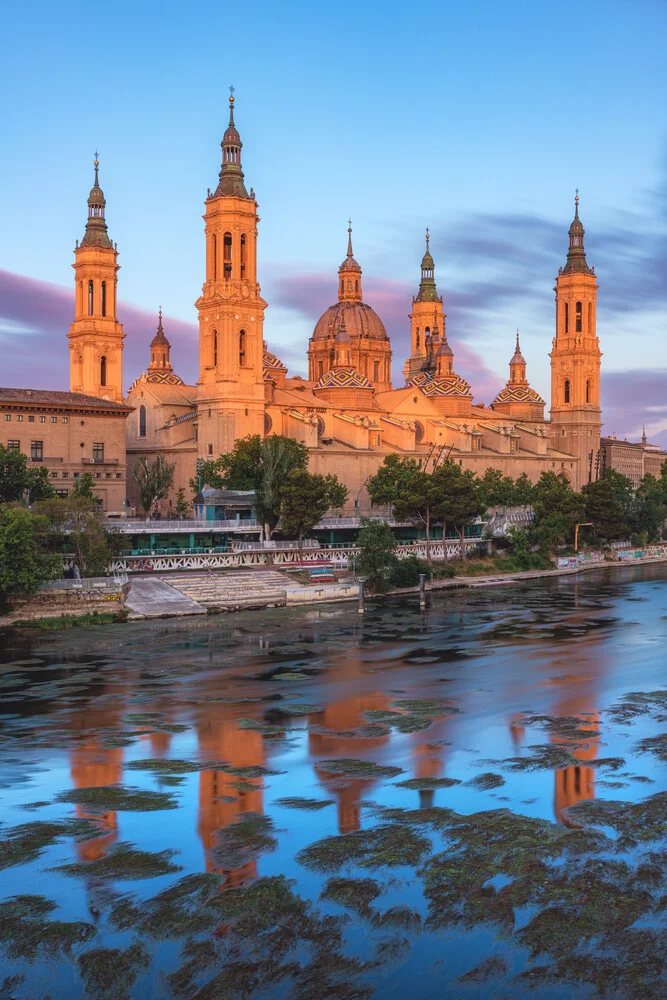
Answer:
[430,564,456,580]
[389,556,429,588]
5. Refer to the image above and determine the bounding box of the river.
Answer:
[0,563,665,998]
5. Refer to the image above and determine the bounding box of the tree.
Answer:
[175,487,189,516]
[531,472,585,550]
[256,436,309,538]
[355,518,398,593]
[582,469,633,542]
[190,434,263,493]
[0,444,32,503]
[476,468,518,509]
[133,456,175,515]
[514,472,536,506]
[367,455,441,562]
[34,497,128,576]
[27,465,56,502]
[633,474,667,542]
[280,470,349,564]
[0,508,60,608]
[443,468,485,560]
[71,471,97,501]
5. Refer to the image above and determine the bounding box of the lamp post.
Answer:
[574,523,593,552]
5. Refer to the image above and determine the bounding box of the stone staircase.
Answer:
[163,570,291,610]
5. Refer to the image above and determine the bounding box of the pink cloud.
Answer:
[0,269,199,390]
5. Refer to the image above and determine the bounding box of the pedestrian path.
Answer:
[125,577,208,618]
[163,570,290,609]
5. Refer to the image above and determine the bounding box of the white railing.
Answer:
[42,573,127,591]
[114,518,261,533]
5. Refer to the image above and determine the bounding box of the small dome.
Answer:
[412,372,472,398]
[437,338,453,357]
[312,302,388,343]
[314,368,373,391]
[339,253,361,273]
[493,384,544,405]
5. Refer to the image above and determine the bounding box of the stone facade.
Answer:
[601,434,667,488]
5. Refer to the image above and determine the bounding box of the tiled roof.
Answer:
[0,387,131,411]
[493,384,544,405]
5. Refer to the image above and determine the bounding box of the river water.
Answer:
[0,564,666,998]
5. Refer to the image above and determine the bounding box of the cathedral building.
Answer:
[14,95,620,512]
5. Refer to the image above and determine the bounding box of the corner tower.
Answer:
[196,92,267,457]
[67,158,125,402]
[550,195,602,487]
[404,229,445,380]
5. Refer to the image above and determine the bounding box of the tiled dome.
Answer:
[312,302,388,343]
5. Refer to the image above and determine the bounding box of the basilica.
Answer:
[64,96,605,509]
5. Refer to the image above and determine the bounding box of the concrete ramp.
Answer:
[125,577,207,618]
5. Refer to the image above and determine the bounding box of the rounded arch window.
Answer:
[317,416,325,438]
[414,420,424,443]
[139,405,146,437]
[264,412,273,435]
[100,356,107,386]
[239,330,247,366]
[564,379,571,403]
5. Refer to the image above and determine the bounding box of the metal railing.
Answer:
[114,518,261,533]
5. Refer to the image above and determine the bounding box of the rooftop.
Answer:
[0,387,132,411]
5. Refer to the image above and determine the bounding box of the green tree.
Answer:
[631,474,666,542]
[476,468,517,509]
[355,518,398,593]
[531,472,585,550]
[0,444,32,503]
[444,468,485,560]
[27,465,56,502]
[280,470,349,563]
[367,455,441,562]
[582,469,633,542]
[514,472,536,506]
[190,434,263,493]
[133,456,175,515]
[71,471,97,501]
[175,487,189,516]
[0,508,60,608]
[256,436,309,538]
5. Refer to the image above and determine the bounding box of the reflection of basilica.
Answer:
[68,701,125,862]
[552,698,599,826]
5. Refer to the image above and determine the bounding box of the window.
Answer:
[88,280,94,316]
[212,233,217,279]
[585,380,590,403]
[564,379,571,403]
[28,415,34,422]
[240,234,246,277]
[100,356,107,386]
[101,281,107,316]
[239,330,246,366]
[4,414,10,421]
[373,360,380,382]
[94,473,101,479]
[62,472,69,478]
[245,408,248,416]
[93,442,104,462]
[31,441,43,461]
[50,471,57,478]
[318,361,324,378]
[341,280,344,293]
[116,473,122,478]
[55,490,69,499]
[213,331,218,367]
[564,302,569,333]
[208,443,213,455]
[575,301,582,332]
[416,331,420,348]
[39,415,46,423]
[50,416,57,424]
[7,440,20,451]
[62,417,68,424]
[139,405,146,438]
[105,473,111,478]
[16,414,23,422]
[355,280,358,292]
[223,232,232,279]
[74,472,80,478]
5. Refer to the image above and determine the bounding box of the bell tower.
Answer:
[404,229,446,380]
[68,157,125,402]
[550,195,602,488]
[196,91,267,458]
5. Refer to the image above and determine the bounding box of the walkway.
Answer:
[164,570,290,610]
[124,577,208,619]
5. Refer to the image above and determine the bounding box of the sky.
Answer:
[1,0,666,443]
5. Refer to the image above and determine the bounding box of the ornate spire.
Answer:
[511,329,525,364]
[148,307,174,373]
[416,228,440,302]
[338,221,362,302]
[563,191,592,275]
[214,87,249,198]
[80,154,112,249]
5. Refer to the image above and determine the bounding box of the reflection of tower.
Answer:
[70,736,123,861]
[196,702,265,885]
[309,691,390,834]
[550,694,599,826]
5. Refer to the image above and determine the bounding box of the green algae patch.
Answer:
[236,718,286,735]
[466,772,505,790]
[77,943,151,1000]
[372,905,422,931]
[391,699,458,716]
[110,873,222,939]
[56,784,178,812]
[230,779,261,794]
[363,709,433,734]
[320,876,383,914]
[222,764,282,778]
[636,733,667,762]
[521,713,601,741]
[126,758,227,775]
[493,745,579,771]
[605,689,667,724]
[395,777,461,790]
[457,955,508,983]
[210,812,277,870]
[297,824,431,872]
[317,758,403,779]
[53,842,182,881]
[275,796,335,811]
[0,894,95,960]
[0,818,102,870]
[564,792,667,847]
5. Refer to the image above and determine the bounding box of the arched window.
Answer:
[240,234,246,278]
[100,356,107,386]
[318,361,324,378]
[564,379,570,403]
[373,360,380,382]
[341,280,344,293]
[223,232,232,279]
[88,280,94,316]
[585,380,590,403]
[139,405,146,437]
[564,302,569,333]
[239,330,246,366]
[213,331,218,367]
[588,301,592,332]
[416,331,420,348]
[101,281,107,317]
[355,280,358,291]
[575,301,582,332]
[425,326,430,337]
[347,279,351,291]
[162,354,166,367]
[212,234,217,280]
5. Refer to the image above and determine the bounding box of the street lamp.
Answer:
[574,523,593,552]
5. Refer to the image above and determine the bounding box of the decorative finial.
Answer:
[94,151,99,185]
[347,218,353,257]
[228,85,235,124]
[516,328,520,351]
[425,226,430,250]
[574,188,579,219]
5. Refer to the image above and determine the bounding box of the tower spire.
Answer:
[416,227,440,302]
[214,88,248,198]
[80,154,112,249]
[347,218,354,258]
[563,190,591,275]
[338,222,362,302]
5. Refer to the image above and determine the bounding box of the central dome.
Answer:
[312,301,388,342]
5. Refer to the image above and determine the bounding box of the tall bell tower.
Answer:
[196,91,267,458]
[550,195,602,488]
[404,230,446,380]
[68,157,125,402]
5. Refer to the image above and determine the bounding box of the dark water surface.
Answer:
[1,564,666,998]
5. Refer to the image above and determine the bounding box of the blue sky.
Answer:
[1,0,666,441]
